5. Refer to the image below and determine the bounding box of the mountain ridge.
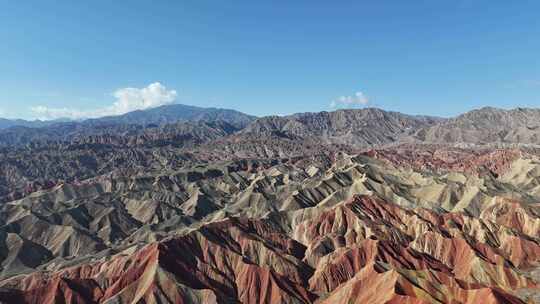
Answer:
[0,103,256,130]
[5,105,540,147]
[415,106,540,144]
[0,104,539,303]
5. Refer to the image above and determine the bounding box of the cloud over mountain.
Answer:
[31,82,177,120]
[330,91,369,108]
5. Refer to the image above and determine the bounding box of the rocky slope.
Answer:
[241,108,441,146]
[0,147,537,303]
[0,120,244,203]
[415,107,540,145]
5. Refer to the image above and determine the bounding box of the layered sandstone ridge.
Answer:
[0,195,536,303]
[0,147,537,303]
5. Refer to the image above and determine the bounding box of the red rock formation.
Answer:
[0,195,536,303]
[365,146,523,176]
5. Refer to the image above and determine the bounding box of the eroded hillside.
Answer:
[0,146,537,303]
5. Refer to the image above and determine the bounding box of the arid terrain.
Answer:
[0,105,538,303]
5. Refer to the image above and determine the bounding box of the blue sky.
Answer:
[0,1,539,119]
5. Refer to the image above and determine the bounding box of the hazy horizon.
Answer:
[2,102,539,122]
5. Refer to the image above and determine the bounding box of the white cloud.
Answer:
[110,82,177,115]
[30,82,177,120]
[330,91,369,108]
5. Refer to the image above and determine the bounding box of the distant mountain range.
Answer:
[2,105,540,148]
[0,104,256,146]
[0,103,256,130]
[0,118,70,129]
[86,103,256,129]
